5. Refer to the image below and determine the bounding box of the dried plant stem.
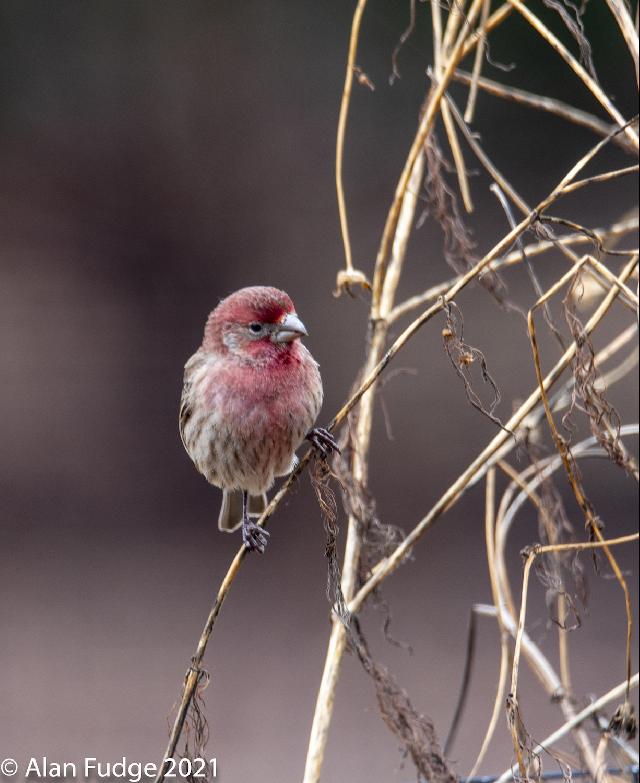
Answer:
[580,254,638,308]
[444,607,479,756]
[334,0,370,294]
[431,0,443,71]
[558,591,573,697]
[155,547,247,781]
[442,100,474,212]
[466,469,512,777]
[453,69,636,151]
[495,460,546,619]
[302,351,381,783]
[495,673,640,783]
[302,146,426,783]
[507,0,639,150]
[442,0,468,53]
[156,445,326,780]
[604,0,639,85]
[464,0,490,123]
[595,739,608,783]
[446,470,503,761]
[432,0,474,212]
[562,165,639,194]
[467,622,510,777]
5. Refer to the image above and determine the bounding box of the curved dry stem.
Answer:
[465,470,512,777]
[466,623,510,777]
[463,0,490,123]
[334,0,370,296]
[444,608,479,756]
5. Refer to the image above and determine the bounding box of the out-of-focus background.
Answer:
[0,2,637,780]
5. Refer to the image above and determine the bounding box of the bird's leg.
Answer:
[306,427,340,457]
[241,490,270,553]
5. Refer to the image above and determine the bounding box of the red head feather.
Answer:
[202,286,296,354]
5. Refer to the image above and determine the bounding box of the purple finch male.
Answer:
[179,286,337,552]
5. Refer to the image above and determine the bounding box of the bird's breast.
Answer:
[184,347,322,492]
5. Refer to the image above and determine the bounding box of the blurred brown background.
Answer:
[0,2,637,781]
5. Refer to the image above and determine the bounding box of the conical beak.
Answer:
[273,313,308,343]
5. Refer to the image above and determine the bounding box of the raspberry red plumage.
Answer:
[179,286,325,550]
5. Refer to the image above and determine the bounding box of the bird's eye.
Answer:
[249,322,263,334]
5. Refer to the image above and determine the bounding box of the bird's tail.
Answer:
[218,490,267,532]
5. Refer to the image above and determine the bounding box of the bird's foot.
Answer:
[242,517,270,553]
[306,427,340,457]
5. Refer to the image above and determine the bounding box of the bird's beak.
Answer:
[273,313,308,343]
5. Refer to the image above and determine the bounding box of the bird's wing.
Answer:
[178,394,193,452]
[178,353,200,451]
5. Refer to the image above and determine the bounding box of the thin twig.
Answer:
[466,468,513,777]
[432,0,474,212]
[561,165,639,194]
[443,608,479,755]
[464,0,490,123]
[453,69,636,152]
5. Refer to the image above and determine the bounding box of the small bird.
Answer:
[179,286,338,552]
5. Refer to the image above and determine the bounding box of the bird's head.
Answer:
[202,286,308,360]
